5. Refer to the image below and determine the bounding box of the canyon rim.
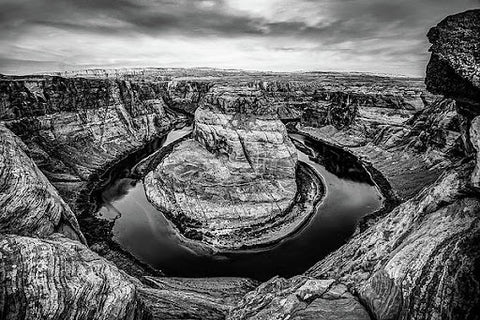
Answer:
[1,2,480,320]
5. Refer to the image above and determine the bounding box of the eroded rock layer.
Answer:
[0,233,149,320]
[229,9,480,320]
[228,276,371,320]
[145,87,300,250]
[0,76,208,213]
[0,124,84,242]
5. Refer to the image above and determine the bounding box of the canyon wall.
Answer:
[1,9,479,320]
[229,9,480,320]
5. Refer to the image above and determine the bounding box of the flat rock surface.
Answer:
[139,277,259,320]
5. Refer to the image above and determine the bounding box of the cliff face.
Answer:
[248,9,479,320]
[0,77,202,214]
[0,124,84,242]
[0,233,150,320]
[426,9,480,191]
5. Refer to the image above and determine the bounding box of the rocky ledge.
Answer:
[144,86,306,250]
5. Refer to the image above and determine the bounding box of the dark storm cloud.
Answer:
[0,0,265,38]
[0,0,454,39]
[0,0,477,40]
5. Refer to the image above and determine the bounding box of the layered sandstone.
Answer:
[228,10,480,320]
[0,233,150,320]
[0,124,84,242]
[1,12,477,318]
[229,276,371,320]
[145,86,300,250]
[0,76,207,214]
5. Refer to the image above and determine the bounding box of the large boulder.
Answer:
[425,9,480,108]
[0,234,149,320]
[145,86,302,250]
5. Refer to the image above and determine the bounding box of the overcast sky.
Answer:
[0,0,478,76]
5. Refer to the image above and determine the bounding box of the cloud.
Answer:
[0,0,479,76]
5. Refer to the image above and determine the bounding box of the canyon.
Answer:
[0,9,479,320]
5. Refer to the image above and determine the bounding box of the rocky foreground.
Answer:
[0,9,479,320]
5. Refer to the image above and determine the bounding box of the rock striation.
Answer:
[228,276,371,320]
[0,124,84,242]
[0,233,150,320]
[145,86,301,250]
[226,9,480,320]
[0,76,200,214]
[307,166,480,319]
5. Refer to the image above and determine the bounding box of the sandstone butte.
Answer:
[0,9,479,320]
[144,86,301,250]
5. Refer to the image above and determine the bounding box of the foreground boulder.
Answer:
[426,9,480,108]
[0,234,149,320]
[145,86,301,250]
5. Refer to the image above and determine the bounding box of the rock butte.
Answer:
[145,86,302,250]
[0,9,479,320]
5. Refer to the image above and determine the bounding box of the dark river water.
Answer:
[95,128,383,281]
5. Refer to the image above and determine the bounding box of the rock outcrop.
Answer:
[1,11,478,318]
[139,277,258,319]
[0,233,150,320]
[426,9,480,108]
[307,166,480,319]
[228,276,371,320]
[0,124,84,242]
[426,8,480,192]
[145,86,301,250]
[226,9,480,320]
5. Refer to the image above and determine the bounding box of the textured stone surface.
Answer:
[298,97,461,202]
[426,9,480,107]
[307,166,480,319]
[471,116,480,189]
[0,76,191,214]
[228,276,370,320]
[145,87,300,250]
[0,233,149,320]
[0,124,84,242]
[139,277,258,319]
